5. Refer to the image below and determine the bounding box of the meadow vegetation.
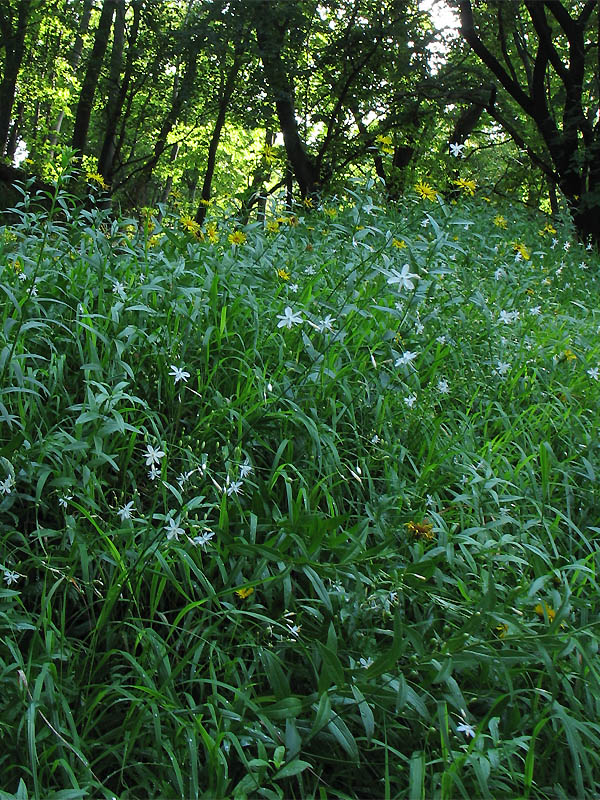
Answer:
[1,162,600,798]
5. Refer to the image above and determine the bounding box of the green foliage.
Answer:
[1,166,600,798]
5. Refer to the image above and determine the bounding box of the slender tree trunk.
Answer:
[131,54,197,204]
[194,57,242,225]
[71,0,117,157]
[98,0,142,184]
[48,0,94,157]
[254,0,319,198]
[6,101,24,161]
[160,142,180,206]
[0,0,31,157]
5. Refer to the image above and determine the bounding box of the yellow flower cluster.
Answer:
[513,241,531,260]
[180,215,203,239]
[493,215,508,229]
[392,238,407,249]
[86,171,108,190]
[228,230,247,246]
[206,222,219,244]
[539,221,557,235]
[405,520,434,541]
[414,180,438,201]
[266,220,279,234]
[453,177,477,196]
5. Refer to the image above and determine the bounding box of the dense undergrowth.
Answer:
[1,166,600,799]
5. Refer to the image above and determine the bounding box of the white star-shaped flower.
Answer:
[145,444,165,465]
[169,365,190,384]
[276,306,303,329]
[449,142,466,158]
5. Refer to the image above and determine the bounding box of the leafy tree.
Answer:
[454,0,600,244]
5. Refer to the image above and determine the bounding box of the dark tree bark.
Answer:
[130,53,197,204]
[71,0,117,157]
[98,0,142,184]
[194,55,243,225]
[457,0,600,245]
[0,0,31,157]
[48,0,94,156]
[254,0,319,198]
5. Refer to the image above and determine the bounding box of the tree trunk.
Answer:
[71,0,117,157]
[0,0,31,157]
[98,0,142,184]
[48,0,94,157]
[194,56,242,225]
[254,0,319,198]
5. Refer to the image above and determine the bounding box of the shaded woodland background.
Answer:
[1,0,599,242]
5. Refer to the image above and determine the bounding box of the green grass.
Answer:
[1,170,600,799]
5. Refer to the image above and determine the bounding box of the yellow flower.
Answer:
[405,520,434,541]
[495,623,508,638]
[303,197,314,209]
[563,349,577,361]
[323,207,337,218]
[147,234,163,248]
[235,586,254,599]
[513,242,531,260]
[376,134,393,146]
[266,220,279,234]
[453,177,477,196]
[539,221,556,235]
[277,268,290,281]
[198,198,211,207]
[392,238,407,249]
[414,180,438,201]
[493,215,508,229]
[534,602,556,622]
[86,171,108,190]
[180,215,203,239]
[206,222,219,244]
[228,230,247,246]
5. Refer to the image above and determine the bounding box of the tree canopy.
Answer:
[0,0,598,242]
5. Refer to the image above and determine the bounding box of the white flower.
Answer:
[551,237,558,249]
[112,281,126,298]
[165,517,185,540]
[145,444,165,465]
[4,569,20,586]
[395,350,418,367]
[169,365,190,384]
[587,367,599,380]
[387,263,419,291]
[0,475,15,495]
[226,478,244,497]
[586,242,592,250]
[530,305,541,316]
[315,314,336,333]
[563,241,570,251]
[579,261,588,270]
[305,265,316,275]
[371,433,380,444]
[421,218,429,227]
[58,494,73,508]
[192,529,215,548]
[404,393,417,408]
[359,656,374,668]
[148,465,160,481]
[276,306,303,329]
[289,283,299,293]
[117,501,135,521]
[456,721,476,738]
[239,459,253,478]
[449,142,466,158]
[499,309,518,324]
[514,251,522,262]
[494,268,505,281]
[415,321,424,334]
[496,360,511,376]
[437,378,450,394]
[436,335,446,345]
